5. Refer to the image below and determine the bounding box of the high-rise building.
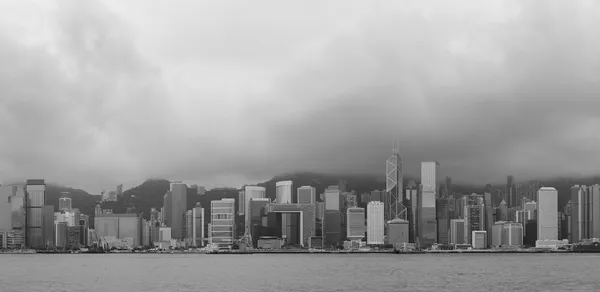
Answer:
[464,197,485,246]
[471,230,487,249]
[387,218,409,245]
[94,214,142,247]
[242,186,266,234]
[25,179,46,248]
[538,187,558,241]
[58,193,72,211]
[367,201,384,245]
[419,162,439,248]
[484,192,494,246]
[170,182,187,239]
[192,204,204,247]
[346,207,365,240]
[386,146,403,221]
[163,191,172,227]
[502,222,523,247]
[436,198,450,245]
[491,221,505,248]
[570,185,588,243]
[506,176,515,208]
[276,181,293,204]
[449,219,465,245]
[210,199,235,248]
[324,186,340,211]
[117,184,123,196]
[497,200,508,221]
[297,186,316,205]
[323,210,342,248]
[407,184,418,243]
[590,185,600,239]
[249,198,270,243]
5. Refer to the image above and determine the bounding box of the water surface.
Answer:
[0,253,598,291]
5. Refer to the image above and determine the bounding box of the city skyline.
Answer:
[2,1,600,194]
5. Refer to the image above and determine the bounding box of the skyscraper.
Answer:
[506,176,515,207]
[419,162,439,248]
[464,200,484,245]
[276,181,293,204]
[170,182,187,239]
[25,179,46,248]
[386,146,403,221]
[210,198,235,248]
[537,187,558,242]
[367,201,384,245]
[297,186,316,205]
[163,191,172,227]
[590,185,600,239]
[570,185,591,243]
[59,193,72,211]
[192,204,204,247]
[450,219,465,245]
[346,207,365,240]
[242,186,266,234]
[324,186,340,211]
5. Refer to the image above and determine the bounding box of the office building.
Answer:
[94,214,142,247]
[503,222,523,247]
[450,219,465,245]
[506,175,515,208]
[249,198,270,244]
[570,185,592,243]
[240,186,266,234]
[436,198,451,245]
[26,179,46,248]
[276,181,293,204]
[407,185,418,243]
[163,191,171,227]
[117,184,123,196]
[387,218,409,245]
[58,193,72,211]
[192,204,204,247]
[464,200,485,245]
[537,187,559,243]
[323,210,342,248]
[297,186,316,205]
[210,199,235,248]
[484,192,494,246]
[346,207,365,240]
[367,202,384,245]
[419,162,439,248]
[386,146,403,221]
[324,186,341,211]
[590,185,600,238]
[316,201,324,221]
[491,221,505,248]
[266,203,316,247]
[170,182,187,239]
[472,230,487,249]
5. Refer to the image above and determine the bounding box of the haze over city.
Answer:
[1,0,599,193]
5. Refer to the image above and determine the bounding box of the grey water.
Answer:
[0,254,599,292]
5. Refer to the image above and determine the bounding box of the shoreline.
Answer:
[3,249,599,255]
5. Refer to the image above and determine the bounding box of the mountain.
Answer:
[46,184,101,216]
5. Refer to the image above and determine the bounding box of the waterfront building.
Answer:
[367,201,384,245]
[297,186,316,205]
[506,175,515,208]
[502,222,523,247]
[185,210,193,243]
[25,179,46,248]
[0,188,11,248]
[347,207,365,240]
[170,182,187,239]
[192,204,205,247]
[94,214,142,247]
[590,185,600,239]
[449,219,465,245]
[316,201,324,221]
[407,184,418,243]
[516,210,532,236]
[419,162,439,248]
[159,227,172,242]
[249,198,270,245]
[497,200,508,221]
[436,197,451,245]
[464,199,484,246]
[266,203,316,247]
[323,210,342,248]
[210,198,235,248]
[570,185,592,243]
[484,192,494,245]
[491,221,506,248]
[471,230,487,249]
[537,187,559,247]
[387,218,409,245]
[241,186,266,234]
[58,193,72,211]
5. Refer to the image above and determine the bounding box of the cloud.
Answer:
[1,0,599,192]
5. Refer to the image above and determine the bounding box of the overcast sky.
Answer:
[1,0,599,193]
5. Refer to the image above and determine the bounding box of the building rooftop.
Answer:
[539,187,557,191]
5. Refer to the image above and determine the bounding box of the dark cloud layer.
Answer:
[1,1,599,192]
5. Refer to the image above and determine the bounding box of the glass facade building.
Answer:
[210,199,235,248]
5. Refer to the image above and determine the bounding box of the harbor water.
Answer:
[1,253,599,291]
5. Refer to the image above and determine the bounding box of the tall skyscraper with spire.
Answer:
[386,143,404,221]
